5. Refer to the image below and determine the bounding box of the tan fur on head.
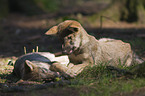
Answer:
[45,20,81,35]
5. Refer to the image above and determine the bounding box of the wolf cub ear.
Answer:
[45,26,58,35]
[25,60,34,72]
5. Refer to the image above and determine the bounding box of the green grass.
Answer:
[0,58,15,83]
[69,64,145,96]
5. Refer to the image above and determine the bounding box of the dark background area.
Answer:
[0,0,145,57]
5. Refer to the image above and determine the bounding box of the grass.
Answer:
[0,58,14,83]
[69,64,145,96]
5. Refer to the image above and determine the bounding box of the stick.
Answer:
[24,46,27,54]
[36,46,39,52]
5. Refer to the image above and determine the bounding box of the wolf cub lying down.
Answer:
[13,52,69,81]
[45,20,144,77]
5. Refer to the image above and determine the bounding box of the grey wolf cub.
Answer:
[13,52,69,81]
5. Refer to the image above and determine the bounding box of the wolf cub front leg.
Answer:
[50,63,87,78]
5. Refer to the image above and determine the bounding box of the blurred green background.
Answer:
[0,0,145,23]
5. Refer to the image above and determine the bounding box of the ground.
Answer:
[0,13,145,96]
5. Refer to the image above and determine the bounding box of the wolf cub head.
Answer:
[45,20,84,55]
[22,60,59,81]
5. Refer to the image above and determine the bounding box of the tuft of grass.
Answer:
[0,58,16,83]
[77,64,109,79]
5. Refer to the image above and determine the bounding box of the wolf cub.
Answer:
[13,52,69,81]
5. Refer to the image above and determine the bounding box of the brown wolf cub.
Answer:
[46,20,144,77]
[13,52,69,81]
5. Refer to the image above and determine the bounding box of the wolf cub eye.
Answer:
[73,28,78,32]
[69,27,78,32]
[68,36,72,39]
